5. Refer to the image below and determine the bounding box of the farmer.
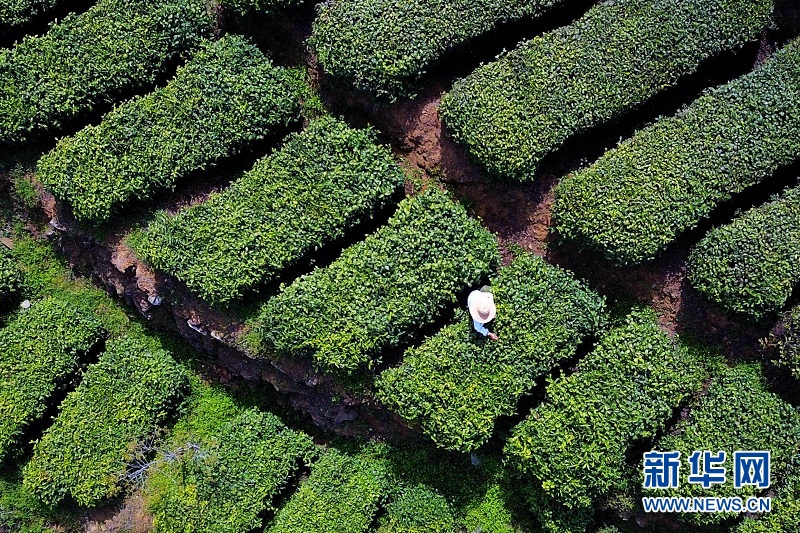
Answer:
[468,287,498,341]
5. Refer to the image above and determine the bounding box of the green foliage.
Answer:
[0,246,23,304]
[146,408,315,533]
[687,185,800,320]
[377,484,455,533]
[267,440,530,533]
[440,0,773,180]
[249,189,500,373]
[377,253,606,452]
[505,310,715,511]
[0,0,61,29]
[380,446,532,533]
[220,0,303,16]
[765,305,800,380]
[522,483,593,533]
[310,0,568,99]
[38,34,303,222]
[649,363,800,525]
[737,470,800,532]
[265,444,393,533]
[0,297,103,460]
[12,170,38,210]
[23,335,189,507]
[133,116,403,305]
[554,37,800,265]
[8,237,134,336]
[0,477,54,533]
[0,0,213,144]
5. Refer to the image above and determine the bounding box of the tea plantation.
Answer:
[2,0,800,531]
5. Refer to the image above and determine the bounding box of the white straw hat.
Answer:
[469,291,496,323]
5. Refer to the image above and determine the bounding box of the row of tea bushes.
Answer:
[0,0,61,30]
[553,37,800,265]
[688,185,800,321]
[310,0,572,99]
[22,335,189,506]
[144,380,527,533]
[0,247,22,306]
[0,0,213,144]
[266,445,392,533]
[247,189,500,373]
[737,470,800,532]
[38,34,303,222]
[132,117,404,306]
[0,297,103,461]
[764,305,800,381]
[648,363,800,526]
[505,310,714,516]
[440,0,773,180]
[377,253,606,452]
[147,404,315,533]
[265,443,524,533]
[220,0,304,15]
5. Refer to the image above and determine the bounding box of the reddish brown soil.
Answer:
[83,491,152,533]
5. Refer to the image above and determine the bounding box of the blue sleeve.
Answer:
[473,319,489,336]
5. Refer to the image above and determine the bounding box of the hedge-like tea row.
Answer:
[0,0,213,144]
[553,37,800,265]
[23,335,189,506]
[440,0,773,180]
[505,310,713,510]
[147,408,314,533]
[1,0,60,29]
[0,248,22,304]
[766,305,800,381]
[737,471,800,532]
[377,485,455,533]
[220,0,303,15]
[266,445,392,533]
[310,0,570,99]
[38,34,303,222]
[0,298,102,460]
[649,363,800,526]
[377,253,606,452]
[687,186,800,320]
[133,117,403,305]
[249,190,500,372]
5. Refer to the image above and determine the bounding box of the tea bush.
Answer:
[249,190,500,373]
[0,0,213,144]
[38,35,303,222]
[23,335,189,506]
[553,37,800,264]
[265,444,392,533]
[377,484,455,533]
[440,0,773,180]
[1,0,61,29]
[648,363,800,526]
[737,470,800,532]
[377,253,606,452]
[147,408,315,533]
[764,305,800,380]
[687,186,800,321]
[220,0,303,15]
[0,298,103,460]
[310,0,571,99]
[133,117,403,305]
[0,247,22,305]
[505,310,714,510]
